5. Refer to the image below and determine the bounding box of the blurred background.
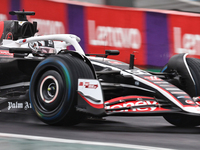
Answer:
[76,0,200,13]
[0,0,200,71]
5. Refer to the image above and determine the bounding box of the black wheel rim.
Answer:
[40,75,59,104]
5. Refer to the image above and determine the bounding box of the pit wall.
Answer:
[0,0,200,67]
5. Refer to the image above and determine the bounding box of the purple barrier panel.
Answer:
[10,0,21,20]
[68,4,86,52]
[146,12,169,67]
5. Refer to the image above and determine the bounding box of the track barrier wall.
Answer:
[0,0,200,67]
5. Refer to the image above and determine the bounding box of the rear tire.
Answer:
[162,58,200,127]
[29,54,95,126]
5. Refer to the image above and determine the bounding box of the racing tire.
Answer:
[163,114,200,127]
[162,58,200,127]
[185,58,200,96]
[29,54,95,126]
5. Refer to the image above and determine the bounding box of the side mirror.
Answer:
[105,50,119,56]
[86,50,120,58]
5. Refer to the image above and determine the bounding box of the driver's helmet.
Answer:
[29,40,56,56]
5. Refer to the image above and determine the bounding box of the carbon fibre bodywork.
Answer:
[77,54,200,117]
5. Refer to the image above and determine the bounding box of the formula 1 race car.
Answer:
[1,11,200,127]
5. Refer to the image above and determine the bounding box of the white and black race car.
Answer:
[1,11,200,127]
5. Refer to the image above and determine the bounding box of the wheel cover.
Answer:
[40,75,59,104]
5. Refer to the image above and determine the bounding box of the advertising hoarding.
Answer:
[85,6,146,65]
[169,13,200,59]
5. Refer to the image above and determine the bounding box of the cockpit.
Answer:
[28,40,56,56]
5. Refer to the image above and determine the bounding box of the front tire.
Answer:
[29,54,95,126]
[162,58,200,127]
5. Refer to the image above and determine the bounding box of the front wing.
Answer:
[77,78,200,117]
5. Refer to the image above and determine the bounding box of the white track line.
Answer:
[0,132,176,150]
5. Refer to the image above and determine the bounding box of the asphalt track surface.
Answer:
[0,112,200,150]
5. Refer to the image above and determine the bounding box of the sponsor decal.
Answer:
[144,76,162,81]
[135,81,139,86]
[79,82,98,89]
[8,101,32,110]
[24,101,32,110]
[154,82,169,84]
[8,102,23,110]
[185,100,195,105]
[105,100,167,112]
[108,61,122,65]
[23,39,26,43]
[18,39,27,43]
[159,84,174,87]
[171,92,187,94]
[19,39,26,44]
[132,70,151,75]
[79,82,84,86]
[165,88,180,91]
[5,32,13,40]
[0,50,13,57]
[177,96,190,99]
